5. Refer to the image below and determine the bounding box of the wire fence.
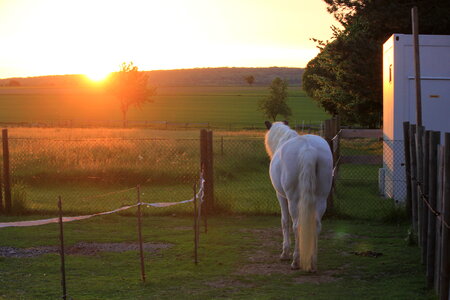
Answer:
[0,120,323,132]
[332,137,404,219]
[0,132,402,220]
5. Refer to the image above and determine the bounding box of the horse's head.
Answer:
[264,121,295,159]
[265,120,289,130]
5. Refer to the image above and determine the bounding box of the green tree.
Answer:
[303,0,450,128]
[244,75,255,86]
[258,77,291,121]
[108,62,156,127]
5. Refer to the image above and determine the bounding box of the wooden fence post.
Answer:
[416,126,424,245]
[403,122,412,220]
[435,144,445,293]
[411,6,423,128]
[427,131,440,288]
[136,185,146,283]
[0,160,3,213]
[58,196,67,300]
[409,124,418,233]
[323,119,334,210]
[2,129,11,214]
[439,133,450,300]
[200,129,214,215]
[206,130,214,213]
[421,130,430,264]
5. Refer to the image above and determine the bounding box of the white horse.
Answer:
[264,121,333,272]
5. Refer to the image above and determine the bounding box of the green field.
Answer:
[0,215,432,300]
[0,86,329,128]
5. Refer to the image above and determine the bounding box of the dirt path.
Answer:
[0,242,172,258]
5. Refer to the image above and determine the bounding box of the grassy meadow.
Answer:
[0,84,327,216]
[6,129,276,216]
[0,215,432,299]
[4,126,393,221]
[0,86,424,299]
[0,86,329,128]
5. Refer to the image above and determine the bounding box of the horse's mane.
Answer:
[264,122,298,159]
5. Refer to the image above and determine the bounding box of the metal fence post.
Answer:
[2,129,11,213]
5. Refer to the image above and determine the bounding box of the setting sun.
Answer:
[86,71,111,82]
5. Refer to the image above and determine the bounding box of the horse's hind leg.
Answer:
[277,193,290,261]
[288,199,300,270]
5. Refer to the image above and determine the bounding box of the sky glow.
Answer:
[0,0,338,78]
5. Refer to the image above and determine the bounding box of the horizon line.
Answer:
[0,65,306,80]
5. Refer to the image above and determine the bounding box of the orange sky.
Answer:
[0,0,338,79]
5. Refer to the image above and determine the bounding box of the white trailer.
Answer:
[382,34,450,202]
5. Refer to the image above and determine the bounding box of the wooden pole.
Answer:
[0,161,3,213]
[435,145,445,293]
[200,130,207,174]
[206,130,214,215]
[421,130,430,264]
[403,122,412,220]
[439,133,450,300]
[200,130,209,233]
[193,183,198,265]
[411,6,423,127]
[324,119,334,210]
[2,129,11,213]
[410,124,418,233]
[136,185,146,282]
[58,196,67,300]
[427,131,440,288]
[416,125,424,245]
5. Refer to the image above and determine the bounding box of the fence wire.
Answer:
[332,138,405,220]
[1,135,402,220]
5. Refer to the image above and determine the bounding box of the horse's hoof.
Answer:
[290,262,300,270]
[280,253,290,261]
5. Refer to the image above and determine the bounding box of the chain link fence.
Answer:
[332,138,405,219]
[4,137,200,215]
[1,133,404,220]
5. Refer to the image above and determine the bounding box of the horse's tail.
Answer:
[298,146,318,272]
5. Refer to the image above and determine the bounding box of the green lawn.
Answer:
[0,215,433,300]
[0,86,329,128]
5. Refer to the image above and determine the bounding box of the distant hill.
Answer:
[0,67,304,87]
[146,67,304,86]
